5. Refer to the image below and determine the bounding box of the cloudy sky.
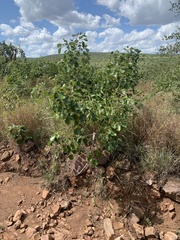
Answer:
[0,0,179,57]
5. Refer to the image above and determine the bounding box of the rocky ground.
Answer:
[0,140,180,240]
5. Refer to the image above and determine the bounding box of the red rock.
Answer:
[0,151,11,162]
[26,227,36,239]
[41,234,52,240]
[13,210,24,222]
[42,189,50,200]
[113,221,124,230]
[50,203,61,217]
[163,178,180,203]
[145,226,157,238]
[60,200,71,210]
[15,154,21,162]
[103,218,115,240]
[168,203,175,212]
[128,213,140,225]
[164,231,178,240]
[133,223,144,239]
[106,166,115,179]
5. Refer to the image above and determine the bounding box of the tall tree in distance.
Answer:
[170,0,180,15]
[159,0,180,54]
[0,41,26,62]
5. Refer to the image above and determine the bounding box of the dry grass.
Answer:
[140,147,179,177]
[133,97,179,153]
[122,91,180,176]
[1,100,54,145]
[0,97,75,148]
[0,102,6,141]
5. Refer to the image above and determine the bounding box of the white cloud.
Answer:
[1,20,179,57]
[53,27,70,39]
[13,25,30,35]
[120,0,178,25]
[97,0,121,11]
[20,20,35,30]
[14,0,101,31]
[97,0,180,25]
[19,28,52,44]
[97,28,128,52]
[85,31,99,50]
[10,19,17,24]
[0,23,31,36]
[3,38,16,45]
[1,0,179,57]
[158,21,180,36]
[87,22,179,53]
[19,40,59,57]
[126,29,155,43]
[0,24,14,36]
[51,11,101,29]
[99,27,123,39]
[101,14,121,27]
[154,21,180,43]
[14,0,74,22]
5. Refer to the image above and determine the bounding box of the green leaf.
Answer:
[69,154,74,160]
[74,128,81,135]
[52,33,140,155]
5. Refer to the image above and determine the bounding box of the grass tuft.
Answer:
[122,92,180,176]
[1,100,54,146]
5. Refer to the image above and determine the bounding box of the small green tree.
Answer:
[51,33,141,161]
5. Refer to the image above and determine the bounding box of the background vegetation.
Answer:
[0,13,179,181]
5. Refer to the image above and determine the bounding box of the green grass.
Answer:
[29,52,180,78]
[28,52,111,67]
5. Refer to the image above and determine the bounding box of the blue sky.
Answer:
[0,0,179,57]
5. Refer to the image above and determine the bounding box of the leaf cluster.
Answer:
[8,124,32,144]
[51,33,141,159]
[1,59,58,101]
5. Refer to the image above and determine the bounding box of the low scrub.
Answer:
[0,34,179,179]
[140,147,179,177]
[1,100,54,146]
[122,92,180,176]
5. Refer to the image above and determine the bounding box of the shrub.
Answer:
[51,33,141,160]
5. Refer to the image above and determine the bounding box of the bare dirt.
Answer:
[0,141,180,240]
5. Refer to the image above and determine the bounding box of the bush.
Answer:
[51,33,141,160]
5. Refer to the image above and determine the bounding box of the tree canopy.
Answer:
[159,0,180,54]
[0,41,25,62]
